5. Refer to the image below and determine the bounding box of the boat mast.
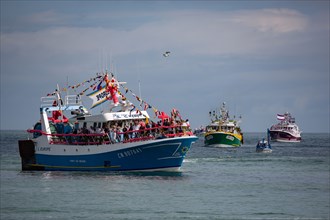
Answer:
[66,76,69,101]
[137,61,142,104]
[138,77,142,101]
[56,84,63,121]
[218,102,227,131]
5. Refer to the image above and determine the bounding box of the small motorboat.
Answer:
[256,129,272,153]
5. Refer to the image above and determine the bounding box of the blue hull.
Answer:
[31,137,197,172]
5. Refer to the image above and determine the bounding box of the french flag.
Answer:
[277,114,285,120]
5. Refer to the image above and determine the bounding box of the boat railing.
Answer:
[65,95,82,105]
[41,96,57,107]
[41,95,82,107]
[27,125,194,145]
[289,118,296,123]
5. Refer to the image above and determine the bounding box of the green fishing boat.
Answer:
[204,102,243,147]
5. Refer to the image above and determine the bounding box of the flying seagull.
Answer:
[163,51,170,57]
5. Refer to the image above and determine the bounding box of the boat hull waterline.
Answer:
[256,148,272,153]
[269,112,301,143]
[19,136,197,172]
[269,131,301,143]
[204,132,242,147]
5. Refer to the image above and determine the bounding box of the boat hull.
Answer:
[204,132,242,147]
[19,136,197,172]
[256,148,272,153]
[269,130,301,143]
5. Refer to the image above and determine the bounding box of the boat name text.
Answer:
[69,159,86,163]
[118,148,142,159]
[37,147,51,151]
[96,91,109,101]
[205,135,213,140]
[113,112,145,120]
[226,135,235,141]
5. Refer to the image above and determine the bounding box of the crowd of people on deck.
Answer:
[42,98,192,144]
[51,118,191,145]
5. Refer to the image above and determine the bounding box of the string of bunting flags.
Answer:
[46,74,104,96]
[46,72,166,120]
[119,84,161,119]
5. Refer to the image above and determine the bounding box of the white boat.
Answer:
[269,112,301,142]
[18,72,198,172]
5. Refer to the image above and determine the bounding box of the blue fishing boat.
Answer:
[18,72,197,172]
[256,129,272,153]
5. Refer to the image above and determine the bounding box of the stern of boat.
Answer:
[18,140,45,171]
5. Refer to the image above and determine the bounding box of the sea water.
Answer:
[1,130,329,220]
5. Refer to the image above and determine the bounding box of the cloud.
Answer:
[24,10,73,25]
[231,8,308,33]
[1,8,315,61]
[1,6,329,131]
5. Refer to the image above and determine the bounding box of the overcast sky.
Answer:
[1,1,329,133]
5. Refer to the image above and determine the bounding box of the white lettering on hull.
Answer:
[118,148,142,159]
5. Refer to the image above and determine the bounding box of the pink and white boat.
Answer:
[269,112,302,143]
